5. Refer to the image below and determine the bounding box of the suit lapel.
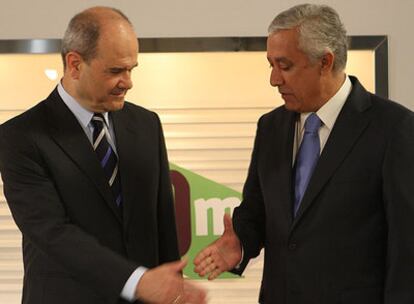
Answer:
[279,112,296,225]
[263,109,296,226]
[292,77,372,227]
[111,108,146,229]
[45,89,123,223]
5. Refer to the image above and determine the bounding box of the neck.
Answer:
[61,75,94,112]
[317,72,346,109]
[61,76,76,99]
[328,71,346,95]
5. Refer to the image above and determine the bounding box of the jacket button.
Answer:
[288,243,297,250]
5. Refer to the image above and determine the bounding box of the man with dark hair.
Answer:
[0,6,205,304]
[194,4,414,303]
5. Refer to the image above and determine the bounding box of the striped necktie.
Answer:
[293,113,322,217]
[91,113,122,207]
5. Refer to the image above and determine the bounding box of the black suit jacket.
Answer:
[233,76,414,304]
[0,89,179,304]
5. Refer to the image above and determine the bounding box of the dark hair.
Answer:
[61,7,132,69]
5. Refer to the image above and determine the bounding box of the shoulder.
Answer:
[367,93,413,131]
[257,105,294,129]
[120,101,161,124]
[349,76,412,125]
[261,105,289,119]
[116,101,163,136]
[0,88,61,134]
[0,100,50,167]
[0,100,49,140]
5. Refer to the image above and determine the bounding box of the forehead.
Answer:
[266,29,305,61]
[95,21,138,64]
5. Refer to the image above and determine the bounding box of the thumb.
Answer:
[168,258,188,272]
[223,213,234,234]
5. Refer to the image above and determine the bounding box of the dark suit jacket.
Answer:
[0,88,179,304]
[233,76,414,304]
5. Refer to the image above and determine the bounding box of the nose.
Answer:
[120,71,133,90]
[270,66,284,87]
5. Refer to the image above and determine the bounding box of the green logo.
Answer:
[170,163,241,279]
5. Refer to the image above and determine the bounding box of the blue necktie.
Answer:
[91,114,122,207]
[294,113,322,217]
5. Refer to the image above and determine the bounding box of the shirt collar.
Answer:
[57,82,110,127]
[299,75,352,131]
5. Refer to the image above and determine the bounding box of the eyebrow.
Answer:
[108,63,138,71]
[267,57,293,65]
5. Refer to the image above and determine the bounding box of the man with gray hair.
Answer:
[0,6,206,304]
[195,3,414,303]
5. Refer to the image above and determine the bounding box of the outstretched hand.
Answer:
[193,214,242,280]
[136,259,207,303]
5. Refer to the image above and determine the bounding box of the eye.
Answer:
[109,69,123,74]
[279,64,291,71]
[267,59,273,69]
[275,59,293,71]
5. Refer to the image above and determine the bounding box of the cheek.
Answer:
[303,80,320,98]
[292,74,316,96]
[106,78,121,91]
[93,82,111,96]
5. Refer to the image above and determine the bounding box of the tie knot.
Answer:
[304,113,321,133]
[91,113,105,129]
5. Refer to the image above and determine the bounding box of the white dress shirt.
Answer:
[293,75,352,163]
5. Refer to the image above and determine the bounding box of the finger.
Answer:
[205,256,213,265]
[194,258,212,276]
[204,262,218,276]
[167,259,188,273]
[193,262,205,275]
[196,257,216,276]
[194,247,213,265]
[223,213,234,234]
[208,266,223,280]
[172,293,185,304]
[175,259,188,272]
[182,281,207,304]
[184,291,207,304]
[195,254,216,272]
[210,253,228,272]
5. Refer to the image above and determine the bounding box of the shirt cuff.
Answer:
[234,245,244,270]
[120,266,148,302]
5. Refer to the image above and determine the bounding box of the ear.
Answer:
[320,52,335,74]
[65,51,83,80]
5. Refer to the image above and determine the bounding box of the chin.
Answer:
[284,102,301,113]
[105,100,125,112]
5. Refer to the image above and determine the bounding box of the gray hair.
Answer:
[61,7,132,69]
[268,4,348,72]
